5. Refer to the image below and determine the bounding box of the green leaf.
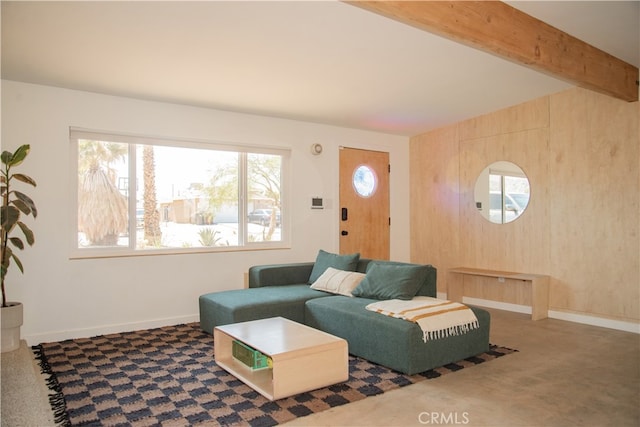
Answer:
[10,252,24,274]
[1,246,13,273]
[12,174,37,187]
[13,191,34,205]
[1,151,12,165]
[13,191,37,218]
[11,199,30,216]
[9,236,24,250]
[17,222,34,246]
[1,205,19,229]
[7,145,30,167]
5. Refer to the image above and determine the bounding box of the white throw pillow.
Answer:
[310,267,366,297]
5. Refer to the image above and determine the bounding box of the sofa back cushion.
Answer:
[355,259,437,298]
[308,250,360,284]
[351,262,424,300]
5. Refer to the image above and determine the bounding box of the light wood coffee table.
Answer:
[214,317,348,401]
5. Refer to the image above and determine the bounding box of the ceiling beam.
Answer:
[346,1,639,102]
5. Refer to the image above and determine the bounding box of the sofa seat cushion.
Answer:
[199,285,330,334]
[304,296,490,375]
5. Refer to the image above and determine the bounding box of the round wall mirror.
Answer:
[474,161,530,224]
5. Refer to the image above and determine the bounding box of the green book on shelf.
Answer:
[232,340,270,370]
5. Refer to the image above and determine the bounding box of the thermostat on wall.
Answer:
[311,197,324,209]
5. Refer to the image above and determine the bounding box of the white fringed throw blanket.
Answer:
[366,297,479,342]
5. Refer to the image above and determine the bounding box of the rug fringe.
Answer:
[32,344,71,427]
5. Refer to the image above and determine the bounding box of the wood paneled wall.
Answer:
[410,88,639,322]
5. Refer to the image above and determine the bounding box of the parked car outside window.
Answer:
[248,209,281,226]
[489,192,529,223]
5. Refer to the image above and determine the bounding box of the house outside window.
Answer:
[71,129,289,257]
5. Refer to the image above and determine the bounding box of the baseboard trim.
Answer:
[25,314,200,346]
[453,296,639,334]
[25,297,640,345]
[547,310,640,334]
[462,297,532,315]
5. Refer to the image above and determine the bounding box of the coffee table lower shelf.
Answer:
[215,356,275,399]
[214,317,348,401]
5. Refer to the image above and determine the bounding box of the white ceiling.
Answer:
[2,1,638,136]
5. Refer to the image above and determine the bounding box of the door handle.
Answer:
[341,230,349,236]
[341,208,348,221]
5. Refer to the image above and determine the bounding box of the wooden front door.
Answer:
[339,147,390,259]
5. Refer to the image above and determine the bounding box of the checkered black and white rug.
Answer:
[33,323,516,426]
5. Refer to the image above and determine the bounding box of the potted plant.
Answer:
[1,144,37,353]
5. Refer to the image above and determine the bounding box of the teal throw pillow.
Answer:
[308,250,360,284]
[352,262,423,300]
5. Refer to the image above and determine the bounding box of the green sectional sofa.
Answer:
[199,254,490,375]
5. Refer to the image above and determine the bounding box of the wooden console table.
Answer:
[448,267,550,320]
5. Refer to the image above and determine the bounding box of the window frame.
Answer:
[70,128,291,259]
[488,168,529,224]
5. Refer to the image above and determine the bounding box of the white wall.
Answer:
[1,80,410,344]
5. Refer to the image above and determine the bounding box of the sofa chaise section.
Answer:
[199,262,327,334]
[199,285,330,334]
[304,296,490,375]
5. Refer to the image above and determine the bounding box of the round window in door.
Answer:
[352,165,377,198]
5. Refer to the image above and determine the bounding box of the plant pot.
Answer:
[1,302,23,353]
